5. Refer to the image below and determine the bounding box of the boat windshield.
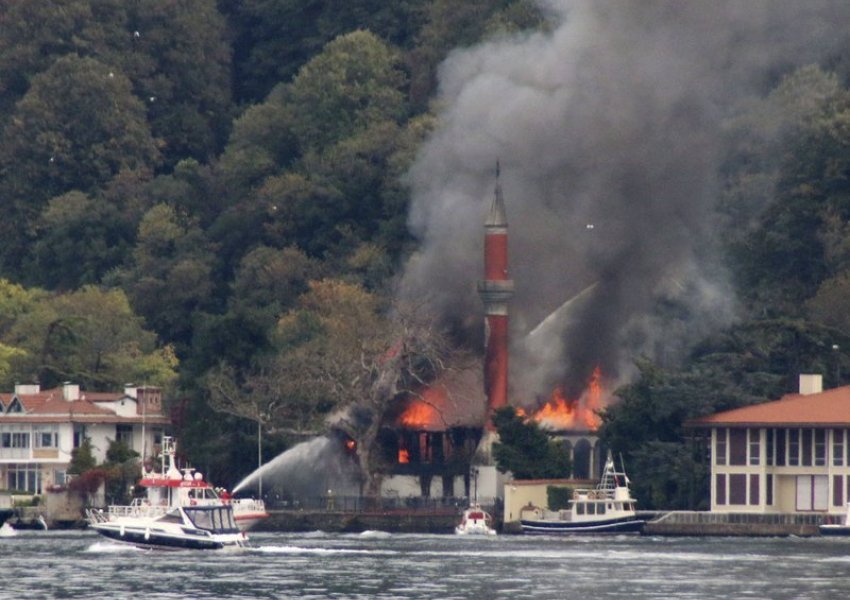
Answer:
[184,506,239,533]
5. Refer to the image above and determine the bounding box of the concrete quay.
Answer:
[642,511,826,537]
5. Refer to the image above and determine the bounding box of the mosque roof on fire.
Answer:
[391,363,487,432]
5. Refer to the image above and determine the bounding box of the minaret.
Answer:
[477,164,515,430]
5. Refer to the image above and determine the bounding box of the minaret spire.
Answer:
[477,164,515,431]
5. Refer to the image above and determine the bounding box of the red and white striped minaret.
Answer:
[477,164,515,431]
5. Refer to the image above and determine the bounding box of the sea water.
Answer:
[2,529,849,599]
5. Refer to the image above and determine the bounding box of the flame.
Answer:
[529,366,604,431]
[345,439,356,452]
[397,387,446,430]
[398,448,410,463]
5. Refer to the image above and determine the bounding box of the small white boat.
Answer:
[520,453,645,534]
[455,504,497,536]
[85,437,266,549]
[87,503,246,550]
[819,503,850,536]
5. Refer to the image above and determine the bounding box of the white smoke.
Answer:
[401,0,850,399]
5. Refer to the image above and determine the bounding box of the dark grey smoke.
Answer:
[401,0,850,400]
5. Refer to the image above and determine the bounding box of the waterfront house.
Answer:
[690,374,850,515]
[0,383,169,495]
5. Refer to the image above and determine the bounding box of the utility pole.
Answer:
[257,419,263,499]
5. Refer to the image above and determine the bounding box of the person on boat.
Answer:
[219,489,232,502]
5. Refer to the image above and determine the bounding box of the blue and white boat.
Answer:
[519,454,644,534]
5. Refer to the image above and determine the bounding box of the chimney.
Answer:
[799,374,823,395]
[124,383,137,399]
[62,382,80,401]
[477,165,515,429]
[14,383,40,395]
[136,386,162,415]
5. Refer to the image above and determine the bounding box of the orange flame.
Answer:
[398,448,410,463]
[399,402,437,428]
[529,366,604,431]
[345,439,356,451]
[398,387,446,430]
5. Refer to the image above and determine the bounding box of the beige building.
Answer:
[0,383,169,495]
[691,374,850,515]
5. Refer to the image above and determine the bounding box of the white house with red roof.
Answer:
[691,374,850,515]
[0,382,169,495]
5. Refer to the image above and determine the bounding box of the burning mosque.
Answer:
[375,172,610,504]
[240,1,850,506]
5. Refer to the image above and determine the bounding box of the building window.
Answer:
[716,474,727,505]
[7,463,40,493]
[834,475,844,507]
[748,429,760,466]
[116,424,133,448]
[796,475,828,511]
[729,474,747,505]
[776,429,786,466]
[715,429,727,466]
[788,429,800,466]
[73,425,87,449]
[730,429,747,466]
[814,429,826,467]
[53,469,68,487]
[766,429,774,466]
[834,429,844,467]
[802,429,813,467]
[749,474,759,505]
[1,431,30,448]
[34,426,58,448]
[766,474,773,506]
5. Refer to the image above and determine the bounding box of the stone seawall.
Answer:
[258,509,459,533]
[642,511,825,537]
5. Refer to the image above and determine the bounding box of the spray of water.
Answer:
[232,436,359,498]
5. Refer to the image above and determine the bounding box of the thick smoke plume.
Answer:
[401,1,850,400]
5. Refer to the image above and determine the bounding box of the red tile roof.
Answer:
[0,386,168,424]
[690,385,850,427]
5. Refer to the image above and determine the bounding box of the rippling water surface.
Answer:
[2,529,850,599]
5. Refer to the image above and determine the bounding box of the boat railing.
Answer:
[230,498,267,513]
[106,503,169,519]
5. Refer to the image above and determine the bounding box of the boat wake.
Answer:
[84,541,143,553]
[358,530,391,539]
[251,545,385,555]
[0,522,17,537]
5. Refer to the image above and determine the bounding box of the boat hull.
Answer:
[520,516,645,534]
[819,525,850,536]
[90,523,245,550]
[234,512,269,532]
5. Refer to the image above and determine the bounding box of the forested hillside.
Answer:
[1,1,850,504]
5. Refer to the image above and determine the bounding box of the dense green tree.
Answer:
[0,55,158,277]
[288,30,407,152]
[102,438,140,504]
[0,0,130,116]
[116,204,215,351]
[1,55,159,202]
[126,0,234,167]
[492,406,571,479]
[2,285,178,389]
[215,86,301,198]
[723,66,850,317]
[67,438,98,475]
[226,0,424,101]
[26,191,135,290]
